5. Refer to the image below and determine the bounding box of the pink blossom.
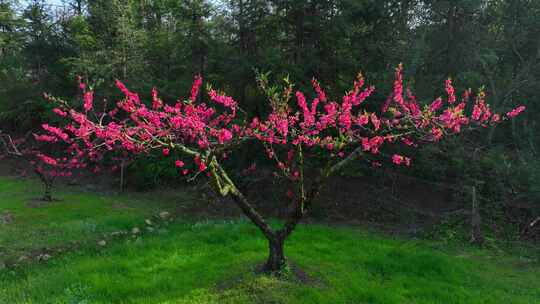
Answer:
[311,79,327,103]
[190,75,203,102]
[34,134,57,142]
[194,155,207,172]
[276,117,289,137]
[472,104,482,120]
[286,189,294,199]
[287,150,295,162]
[370,113,381,131]
[152,88,162,110]
[357,114,369,126]
[402,138,414,146]
[338,99,352,131]
[175,160,184,167]
[297,91,314,126]
[162,148,170,156]
[445,79,456,104]
[429,98,442,112]
[53,108,67,117]
[218,129,233,144]
[37,154,57,166]
[209,89,237,109]
[392,154,411,166]
[382,94,392,113]
[42,124,69,142]
[362,136,384,154]
[506,106,526,118]
[355,86,375,105]
[431,127,443,141]
[83,91,94,111]
[393,64,404,106]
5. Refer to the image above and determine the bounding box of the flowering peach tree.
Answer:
[36,65,524,272]
[0,131,84,201]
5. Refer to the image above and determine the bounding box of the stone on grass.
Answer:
[145,219,153,226]
[158,211,170,219]
[97,240,107,247]
[37,254,51,261]
[131,227,141,234]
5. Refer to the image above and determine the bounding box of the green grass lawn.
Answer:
[1,176,539,304]
[0,176,181,264]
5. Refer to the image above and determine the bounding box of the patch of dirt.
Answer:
[111,203,134,210]
[2,241,83,269]
[257,261,324,286]
[26,198,61,208]
[216,260,325,292]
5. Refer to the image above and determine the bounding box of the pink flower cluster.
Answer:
[39,76,240,176]
[244,65,525,176]
[507,106,526,118]
[392,154,411,166]
[37,65,525,183]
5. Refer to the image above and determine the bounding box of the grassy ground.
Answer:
[0,176,539,304]
[0,176,182,264]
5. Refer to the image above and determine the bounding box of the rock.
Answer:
[146,227,155,233]
[131,227,141,234]
[0,262,5,270]
[18,255,28,262]
[158,211,170,219]
[97,240,107,247]
[37,254,51,261]
[145,219,153,226]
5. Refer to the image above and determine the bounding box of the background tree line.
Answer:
[0,0,539,238]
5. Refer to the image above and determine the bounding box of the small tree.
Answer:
[39,66,524,272]
[0,130,84,201]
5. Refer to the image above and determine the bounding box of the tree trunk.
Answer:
[212,162,292,273]
[43,182,53,202]
[264,236,286,273]
[470,186,484,245]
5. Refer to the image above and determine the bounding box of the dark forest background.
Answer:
[1,0,539,239]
